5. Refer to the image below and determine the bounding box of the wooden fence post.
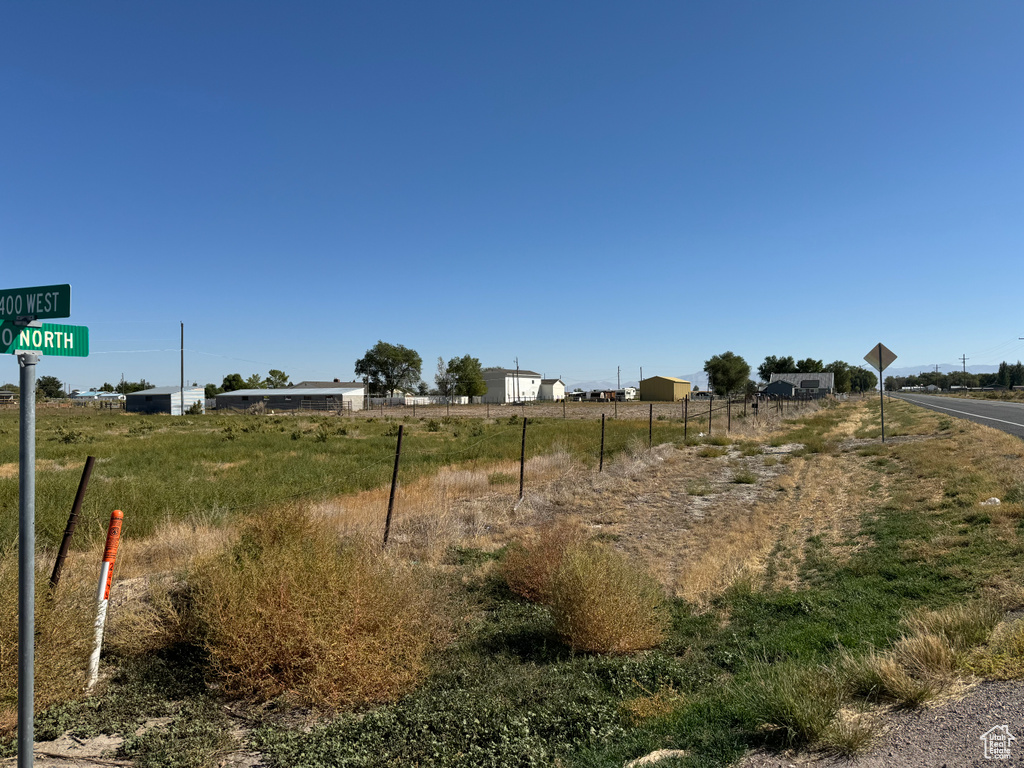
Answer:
[519,417,527,500]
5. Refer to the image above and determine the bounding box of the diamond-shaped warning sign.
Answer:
[864,343,897,373]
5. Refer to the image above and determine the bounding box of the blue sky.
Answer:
[3,1,1023,391]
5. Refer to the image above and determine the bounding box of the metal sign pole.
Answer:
[18,352,38,768]
[879,346,885,443]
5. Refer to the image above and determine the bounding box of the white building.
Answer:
[538,378,565,401]
[481,368,542,404]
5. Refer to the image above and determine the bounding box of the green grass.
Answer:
[0,408,698,549]
[6,400,1024,767]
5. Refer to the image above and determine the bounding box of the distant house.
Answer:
[125,386,205,415]
[482,368,542,404]
[538,379,566,401]
[639,376,692,402]
[767,373,835,396]
[0,390,16,403]
[761,380,797,397]
[216,386,364,412]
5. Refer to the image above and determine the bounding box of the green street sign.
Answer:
[0,284,72,322]
[1,322,89,357]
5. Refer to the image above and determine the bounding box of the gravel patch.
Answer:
[740,680,1024,768]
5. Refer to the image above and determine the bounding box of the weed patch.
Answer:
[550,543,670,653]
[190,506,444,707]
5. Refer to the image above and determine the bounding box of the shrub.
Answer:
[549,543,669,653]
[905,601,1002,652]
[0,555,94,735]
[732,470,758,484]
[735,660,842,747]
[698,446,728,458]
[501,520,584,604]
[189,507,443,707]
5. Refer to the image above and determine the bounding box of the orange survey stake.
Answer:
[102,510,123,599]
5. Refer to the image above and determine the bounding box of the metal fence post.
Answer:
[599,413,605,472]
[648,403,653,448]
[50,455,96,589]
[382,425,404,548]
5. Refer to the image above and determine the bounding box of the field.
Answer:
[3,395,1024,768]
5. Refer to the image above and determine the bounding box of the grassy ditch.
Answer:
[3,397,1024,766]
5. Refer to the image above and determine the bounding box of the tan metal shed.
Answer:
[639,376,691,402]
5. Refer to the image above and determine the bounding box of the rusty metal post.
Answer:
[599,413,605,472]
[382,425,403,548]
[727,397,731,432]
[519,416,527,500]
[648,403,653,448]
[684,396,688,442]
[708,390,714,435]
[563,397,566,420]
[50,455,96,590]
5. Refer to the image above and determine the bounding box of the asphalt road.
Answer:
[891,393,1024,441]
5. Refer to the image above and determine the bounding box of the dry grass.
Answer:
[841,601,1004,707]
[189,505,445,708]
[310,451,580,562]
[0,555,94,735]
[964,620,1024,679]
[549,542,670,653]
[502,519,586,603]
[0,459,75,479]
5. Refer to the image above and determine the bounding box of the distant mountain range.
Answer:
[883,364,999,378]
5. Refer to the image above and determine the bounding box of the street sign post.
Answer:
[1,322,89,357]
[3,283,83,768]
[864,343,897,443]
[0,284,71,323]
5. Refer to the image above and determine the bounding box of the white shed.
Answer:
[481,368,542,404]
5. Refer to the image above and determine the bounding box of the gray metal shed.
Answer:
[125,386,206,415]
[215,386,364,412]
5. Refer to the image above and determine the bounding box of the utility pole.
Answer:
[180,321,184,417]
[960,354,969,374]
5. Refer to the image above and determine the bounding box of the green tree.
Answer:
[447,354,488,398]
[221,373,245,392]
[243,373,266,389]
[37,376,65,398]
[205,383,222,399]
[824,361,852,394]
[997,362,1011,388]
[0,383,19,395]
[434,356,455,399]
[704,351,750,396]
[355,341,423,396]
[99,382,115,392]
[757,355,796,383]
[796,358,824,373]
[265,369,290,389]
[851,368,878,392]
[116,379,151,395]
